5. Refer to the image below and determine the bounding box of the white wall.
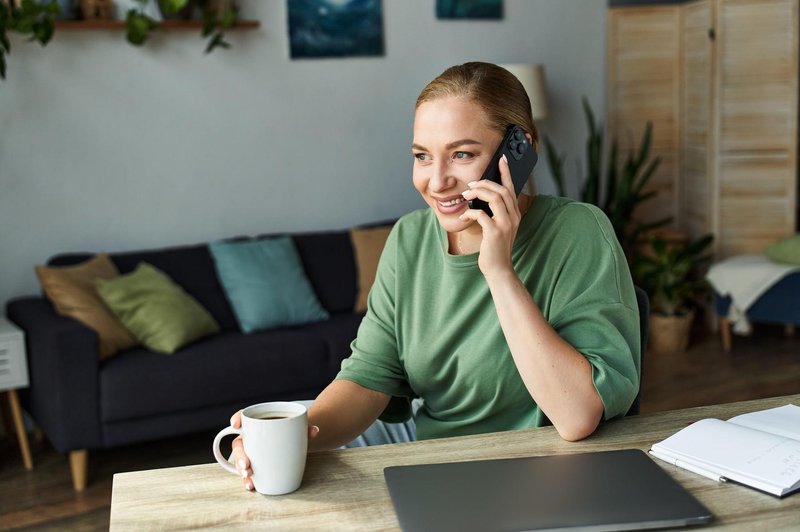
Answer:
[0,0,607,306]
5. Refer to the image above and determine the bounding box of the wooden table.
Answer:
[110,394,800,530]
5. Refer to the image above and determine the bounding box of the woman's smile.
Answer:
[435,194,469,215]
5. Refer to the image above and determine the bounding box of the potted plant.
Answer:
[634,233,714,352]
[543,98,673,264]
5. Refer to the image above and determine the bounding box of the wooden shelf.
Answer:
[54,20,259,30]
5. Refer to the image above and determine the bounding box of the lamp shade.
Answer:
[499,64,548,120]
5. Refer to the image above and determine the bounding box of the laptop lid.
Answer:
[384,449,712,532]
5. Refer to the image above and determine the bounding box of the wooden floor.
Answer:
[1,325,798,531]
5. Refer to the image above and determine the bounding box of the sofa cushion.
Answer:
[99,329,332,423]
[350,226,393,312]
[209,238,329,333]
[765,234,800,266]
[96,263,221,354]
[35,254,138,359]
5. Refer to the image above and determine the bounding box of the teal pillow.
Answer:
[765,234,800,266]
[96,263,220,354]
[209,237,330,333]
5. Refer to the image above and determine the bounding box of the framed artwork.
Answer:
[436,0,503,20]
[288,0,385,59]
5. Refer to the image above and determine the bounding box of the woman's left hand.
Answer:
[459,154,522,279]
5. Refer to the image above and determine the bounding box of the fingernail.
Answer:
[241,469,248,478]
[459,214,467,220]
[461,190,473,197]
[468,181,478,187]
[501,154,508,164]
[238,459,246,470]
[311,425,320,436]
[247,481,255,491]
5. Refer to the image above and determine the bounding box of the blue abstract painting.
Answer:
[436,0,503,19]
[288,0,385,59]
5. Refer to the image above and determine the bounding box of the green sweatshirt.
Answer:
[337,195,641,440]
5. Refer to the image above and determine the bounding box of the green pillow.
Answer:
[209,237,329,333]
[96,263,220,354]
[765,234,800,266]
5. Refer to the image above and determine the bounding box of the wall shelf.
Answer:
[54,20,260,30]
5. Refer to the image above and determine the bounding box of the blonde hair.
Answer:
[415,62,539,148]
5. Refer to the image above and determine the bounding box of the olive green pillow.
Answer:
[765,234,800,266]
[96,263,220,354]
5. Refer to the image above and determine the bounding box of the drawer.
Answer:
[0,337,29,390]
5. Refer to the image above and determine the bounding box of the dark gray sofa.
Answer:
[6,227,377,491]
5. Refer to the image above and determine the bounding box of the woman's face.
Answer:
[412,96,503,234]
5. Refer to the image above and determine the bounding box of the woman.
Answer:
[232,62,640,491]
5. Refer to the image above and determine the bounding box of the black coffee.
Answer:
[252,412,295,420]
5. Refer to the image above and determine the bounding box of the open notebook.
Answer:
[651,404,800,497]
[384,449,712,532]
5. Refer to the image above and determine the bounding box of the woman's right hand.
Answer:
[229,410,320,491]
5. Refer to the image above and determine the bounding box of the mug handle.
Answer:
[212,426,242,475]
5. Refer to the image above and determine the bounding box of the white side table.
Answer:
[0,316,32,470]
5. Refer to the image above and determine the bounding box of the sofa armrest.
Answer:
[6,296,103,452]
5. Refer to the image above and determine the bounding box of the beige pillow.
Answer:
[35,254,138,359]
[350,226,392,313]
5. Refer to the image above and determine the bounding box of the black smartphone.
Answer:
[468,124,538,217]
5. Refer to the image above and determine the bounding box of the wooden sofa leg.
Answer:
[7,390,33,470]
[69,450,88,492]
[720,317,732,352]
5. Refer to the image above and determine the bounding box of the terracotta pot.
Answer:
[649,310,695,353]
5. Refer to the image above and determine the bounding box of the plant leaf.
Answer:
[159,0,188,14]
[0,32,10,54]
[221,8,236,28]
[126,10,154,46]
[636,121,653,168]
[543,137,566,197]
[605,139,618,213]
[202,8,216,36]
[204,32,230,54]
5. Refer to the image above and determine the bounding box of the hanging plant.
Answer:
[1,0,241,82]
[200,0,235,53]
[125,0,236,53]
[0,0,60,80]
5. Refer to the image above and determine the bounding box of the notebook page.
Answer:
[727,404,800,441]
[651,418,800,492]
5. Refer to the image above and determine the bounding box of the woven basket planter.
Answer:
[649,310,695,353]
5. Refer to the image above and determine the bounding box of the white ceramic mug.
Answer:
[212,401,308,495]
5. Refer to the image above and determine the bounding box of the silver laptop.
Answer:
[384,449,712,532]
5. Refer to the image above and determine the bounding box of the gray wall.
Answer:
[0,0,608,307]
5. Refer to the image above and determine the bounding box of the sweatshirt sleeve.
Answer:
[545,204,642,420]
